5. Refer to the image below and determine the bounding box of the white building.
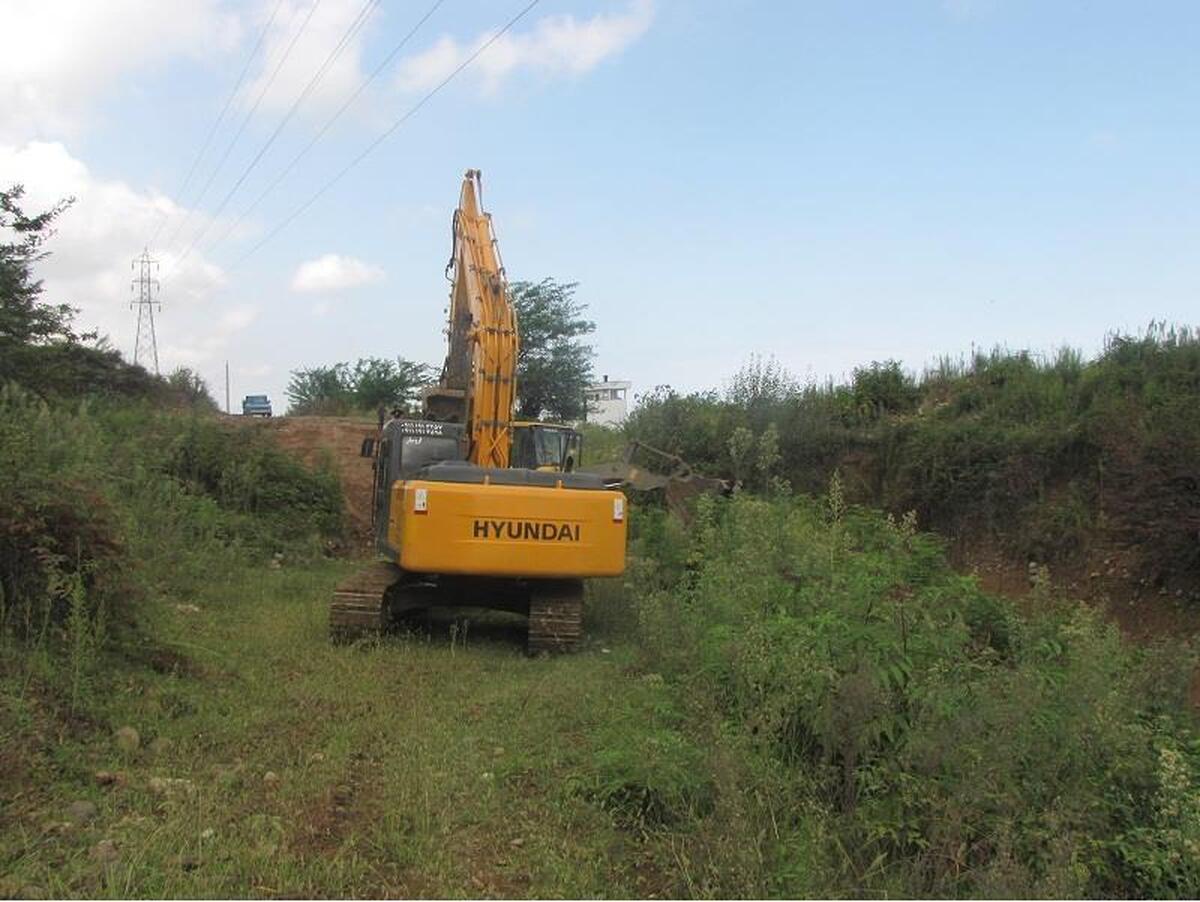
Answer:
[585,375,631,426]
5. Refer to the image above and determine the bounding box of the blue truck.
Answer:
[241,394,273,417]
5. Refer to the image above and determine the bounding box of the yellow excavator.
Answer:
[330,171,627,652]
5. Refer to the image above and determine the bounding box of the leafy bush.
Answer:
[0,389,344,645]
[628,490,1200,897]
[582,676,711,830]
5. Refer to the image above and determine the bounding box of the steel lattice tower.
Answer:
[130,248,161,374]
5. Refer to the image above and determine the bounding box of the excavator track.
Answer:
[329,561,402,642]
[527,579,585,654]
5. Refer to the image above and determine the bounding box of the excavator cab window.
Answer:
[373,420,466,552]
[398,435,462,477]
[564,431,581,472]
[512,424,582,472]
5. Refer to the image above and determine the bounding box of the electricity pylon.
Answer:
[131,248,161,374]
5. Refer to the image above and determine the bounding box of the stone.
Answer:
[114,726,140,753]
[66,800,97,824]
[149,736,173,755]
[199,827,215,840]
[148,776,194,797]
[262,771,279,786]
[89,839,119,865]
[94,770,128,787]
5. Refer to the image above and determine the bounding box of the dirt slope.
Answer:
[255,416,378,545]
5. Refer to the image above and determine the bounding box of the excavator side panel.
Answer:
[389,480,627,578]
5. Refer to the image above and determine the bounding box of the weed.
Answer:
[625,492,1200,897]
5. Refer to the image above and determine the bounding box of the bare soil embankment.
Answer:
[244,415,378,546]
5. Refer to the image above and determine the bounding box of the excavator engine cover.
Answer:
[387,462,627,578]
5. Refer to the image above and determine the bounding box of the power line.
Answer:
[162,0,324,258]
[226,0,542,274]
[203,0,449,258]
[148,0,287,249]
[165,0,379,282]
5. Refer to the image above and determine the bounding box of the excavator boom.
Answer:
[429,170,518,469]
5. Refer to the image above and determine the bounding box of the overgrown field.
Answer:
[2,564,691,897]
[3,388,1198,896]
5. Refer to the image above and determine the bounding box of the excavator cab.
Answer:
[371,419,466,550]
[511,422,582,473]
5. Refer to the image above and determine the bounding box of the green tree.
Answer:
[0,185,165,401]
[0,185,81,390]
[510,278,595,421]
[165,366,219,411]
[285,363,354,415]
[0,185,77,349]
[352,356,435,412]
[286,357,434,416]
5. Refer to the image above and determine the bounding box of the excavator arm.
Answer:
[427,170,518,469]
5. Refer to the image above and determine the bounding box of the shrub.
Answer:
[624,325,1200,597]
[627,490,1200,896]
[0,389,344,645]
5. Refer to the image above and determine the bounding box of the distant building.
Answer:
[585,375,631,426]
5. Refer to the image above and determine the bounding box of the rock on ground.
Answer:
[114,726,140,753]
[89,839,119,865]
[66,800,97,824]
[149,736,173,755]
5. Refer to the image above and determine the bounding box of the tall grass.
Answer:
[0,387,344,647]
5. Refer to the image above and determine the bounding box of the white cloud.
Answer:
[394,0,654,95]
[219,306,259,333]
[0,0,240,141]
[0,140,228,362]
[161,303,259,368]
[290,253,383,293]
[239,0,376,118]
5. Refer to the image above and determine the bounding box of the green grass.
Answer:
[0,564,700,898]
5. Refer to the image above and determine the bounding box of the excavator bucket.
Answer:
[581,441,731,523]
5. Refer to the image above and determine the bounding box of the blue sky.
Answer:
[2,0,1197,410]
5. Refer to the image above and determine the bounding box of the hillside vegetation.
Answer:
[0,390,343,645]
[624,493,1200,897]
[623,325,1200,602]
